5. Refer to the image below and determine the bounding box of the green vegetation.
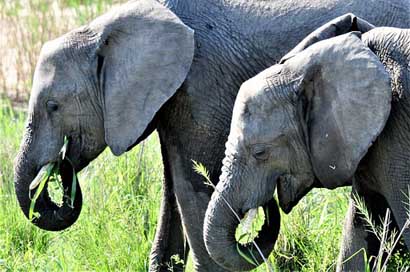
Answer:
[0,100,348,271]
[0,0,123,101]
[194,159,348,271]
[0,99,164,271]
[0,1,408,271]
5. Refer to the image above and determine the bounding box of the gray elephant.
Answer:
[204,14,410,271]
[14,0,410,270]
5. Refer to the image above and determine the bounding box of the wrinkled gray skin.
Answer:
[205,14,410,271]
[14,0,410,270]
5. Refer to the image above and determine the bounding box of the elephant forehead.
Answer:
[232,80,292,144]
[229,106,288,147]
[40,37,66,60]
[33,41,80,96]
[245,108,286,134]
[238,64,284,101]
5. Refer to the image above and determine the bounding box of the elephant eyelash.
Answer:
[251,144,271,161]
[253,150,269,161]
[46,100,59,113]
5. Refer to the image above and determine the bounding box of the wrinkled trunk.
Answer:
[14,139,82,231]
[204,170,280,271]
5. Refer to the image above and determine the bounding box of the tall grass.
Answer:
[270,188,349,271]
[0,98,349,271]
[2,99,408,271]
[0,0,408,271]
[0,99,163,271]
[0,0,124,101]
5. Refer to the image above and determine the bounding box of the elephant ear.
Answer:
[280,13,374,63]
[90,0,194,155]
[288,33,391,188]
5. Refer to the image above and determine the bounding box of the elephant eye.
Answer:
[46,100,59,113]
[251,145,270,161]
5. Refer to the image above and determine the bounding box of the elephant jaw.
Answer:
[277,175,315,213]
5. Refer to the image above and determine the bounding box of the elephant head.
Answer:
[14,0,194,231]
[204,15,392,270]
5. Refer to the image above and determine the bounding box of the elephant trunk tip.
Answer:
[14,156,83,231]
[204,192,281,271]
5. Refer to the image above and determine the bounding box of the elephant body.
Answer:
[13,0,410,271]
[338,27,410,270]
[204,14,410,271]
[157,2,410,270]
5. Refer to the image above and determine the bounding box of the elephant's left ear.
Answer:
[90,0,194,155]
[289,32,391,188]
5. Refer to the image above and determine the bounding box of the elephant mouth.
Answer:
[26,141,83,231]
[277,175,315,214]
[235,197,280,259]
[204,179,281,271]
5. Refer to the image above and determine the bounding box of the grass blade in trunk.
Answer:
[28,137,78,220]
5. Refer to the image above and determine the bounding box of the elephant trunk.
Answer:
[204,161,280,271]
[14,141,82,231]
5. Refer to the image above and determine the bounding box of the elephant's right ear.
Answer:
[280,13,374,63]
[89,0,194,156]
[287,33,391,189]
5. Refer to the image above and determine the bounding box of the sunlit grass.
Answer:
[1,0,408,270]
[0,96,349,271]
[1,102,408,271]
[0,99,163,271]
[0,100,381,271]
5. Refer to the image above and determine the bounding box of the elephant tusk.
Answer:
[29,163,55,191]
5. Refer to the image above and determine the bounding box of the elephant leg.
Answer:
[165,148,228,271]
[337,197,370,271]
[156,130,228,271]
[337,184,398,271]
[149,165,188,271]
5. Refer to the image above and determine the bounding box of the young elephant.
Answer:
[14,0,410,270]
[204,16,410,271]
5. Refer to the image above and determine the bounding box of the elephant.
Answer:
[13,0,410,270]
[204,14,410,271]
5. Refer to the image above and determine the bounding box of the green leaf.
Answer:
[70,163,77,209]
[64,156,77,209]
[236,244,258,267]
[237,233,252,244]
[29,163,55,220]
[60,136,69,160]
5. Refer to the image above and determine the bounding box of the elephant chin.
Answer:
[15,158,83,231]
[277,175,318,214]
[204,196,280,271]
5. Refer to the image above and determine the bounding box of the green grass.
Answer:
[0,1,407,271]
[0,98,350,271]
[269,188,349,272]
[0,99,163,271]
